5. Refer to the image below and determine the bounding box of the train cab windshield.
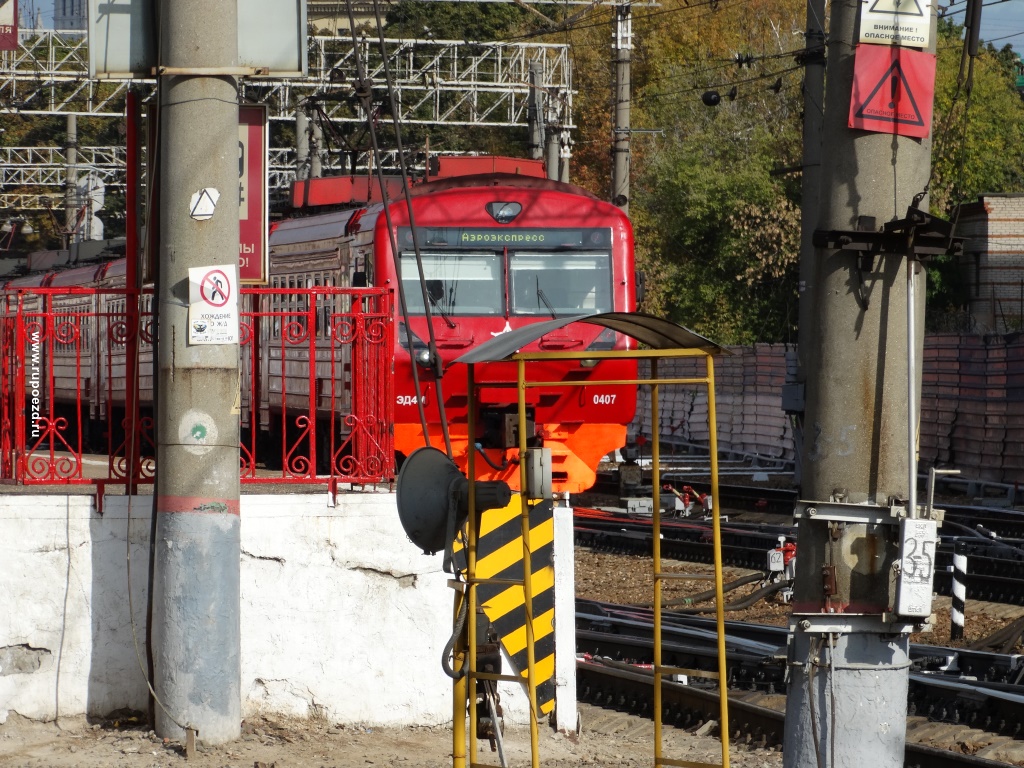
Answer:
[510,251,612,317]
[400,251,503,316]
[400,249,613,318]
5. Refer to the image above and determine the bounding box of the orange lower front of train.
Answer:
[394,422,627,495]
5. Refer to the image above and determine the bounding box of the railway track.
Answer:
[574,499,1024,606]
[574,600,1024,767]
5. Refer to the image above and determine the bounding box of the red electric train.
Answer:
[2,163,640,493]
[272,170,640,492]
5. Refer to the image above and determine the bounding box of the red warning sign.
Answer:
[849,44,936,139]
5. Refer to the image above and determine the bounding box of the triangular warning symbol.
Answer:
[189,187,220,221]
[868,0,925,17]
[854,59,924,128]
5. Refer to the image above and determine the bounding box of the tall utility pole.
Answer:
[296,108,310,181]
[611,2,631,213]
[64,113,77,248]
[152,0,242,747]
[784,0,936,766]
[528,61,545,161]
[791,0,826,485]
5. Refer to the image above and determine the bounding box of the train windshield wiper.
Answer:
[536,278,557,319]
[425,287,456,328]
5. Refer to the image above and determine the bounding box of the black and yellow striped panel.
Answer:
[474,496,556,716]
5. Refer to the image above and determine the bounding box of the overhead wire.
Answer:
[368,0,454,457]
[911,0,986,215]
[341,0,452,458]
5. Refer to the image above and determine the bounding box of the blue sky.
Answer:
[950,0,1024,52]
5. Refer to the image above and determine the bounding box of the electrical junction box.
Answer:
[895,518,938,618]
[524,448,552,500]
[626,498,654,516]
[781,383,805,414]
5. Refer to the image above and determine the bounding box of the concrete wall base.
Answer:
[0,493,528,727]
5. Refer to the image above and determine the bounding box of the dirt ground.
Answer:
[2,545,1018,767]
[0,704,784,768]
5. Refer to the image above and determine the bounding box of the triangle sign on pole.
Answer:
[849,44,935,139]
[855,61,924,127]
[868,0,925,18]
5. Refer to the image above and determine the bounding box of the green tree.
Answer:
[930,19,1024,215]
[572,0,806,342]
[385,1,535,42]
[926,21,1024,328]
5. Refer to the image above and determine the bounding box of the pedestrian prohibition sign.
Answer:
[200,269,231,307]
[188,264,239,345]
[848,44,935,139]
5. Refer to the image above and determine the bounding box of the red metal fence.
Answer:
[1,287,394,487]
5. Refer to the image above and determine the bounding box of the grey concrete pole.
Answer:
[796,0,825,378]
[296,108,310,181]
[64,113,77,248]
[151,0,242,746]
[311,119,323,178]
[528,62,545,161]
[611,2,631,213]
[545,121,559,181]
[783,0,934,765]
[558,127,570,183]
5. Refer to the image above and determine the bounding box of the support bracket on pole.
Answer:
[813,207,964,259]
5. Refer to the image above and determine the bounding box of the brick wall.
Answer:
[631,344,798,463]
[957,195,1024,333]
[632,334,1024,484]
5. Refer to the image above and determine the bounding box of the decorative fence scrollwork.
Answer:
[0,286,395,488]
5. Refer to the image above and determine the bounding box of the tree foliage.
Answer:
[923,20,1024,327]
[561,0,806,342]
[385,0,535,42]
[930,19,1024,215]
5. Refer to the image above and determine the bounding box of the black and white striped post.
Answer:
[951,541,968,642]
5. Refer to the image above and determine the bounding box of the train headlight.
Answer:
[415,348,433,368]
[486,202,522,224]
[579,359,599,368]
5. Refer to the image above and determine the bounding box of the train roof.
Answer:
[48,263,107,287]
[4,272,53,289]
[271,207,383,246]
[25,239,126,273]
[408,173,600,201]
[97,258,127,282]
[26,249,71,272]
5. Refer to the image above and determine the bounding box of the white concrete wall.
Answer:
[0,492,523,727]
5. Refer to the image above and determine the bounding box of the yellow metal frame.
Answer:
[455,346,729,768]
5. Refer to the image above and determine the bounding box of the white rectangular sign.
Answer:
[859,0,932,48]
[188,265,240,345]
[88,0,308,78]
[894,518,937,618]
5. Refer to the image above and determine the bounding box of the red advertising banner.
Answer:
[849,44,936,139]
[0,0,18,50]
[238,105,268,284]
